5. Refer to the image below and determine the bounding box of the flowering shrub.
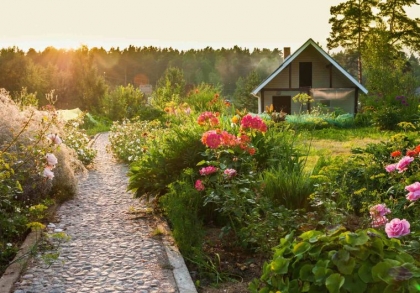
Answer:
[0,90,83,274]
[109,118,164,163]
[63,120,97,166]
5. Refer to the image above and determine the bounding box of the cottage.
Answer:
[251,38,368,115]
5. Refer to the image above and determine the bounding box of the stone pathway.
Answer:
[12,133,179,293]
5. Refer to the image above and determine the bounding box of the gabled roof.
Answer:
[251,38,368,95]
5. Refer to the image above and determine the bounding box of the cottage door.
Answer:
[272,96,291,114]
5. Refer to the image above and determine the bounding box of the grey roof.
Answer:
[251,38,368,95]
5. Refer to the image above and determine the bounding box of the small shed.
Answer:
[251,38,368,114]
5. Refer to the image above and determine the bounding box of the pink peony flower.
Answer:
[199,166,218,176]
[385,163,397,172]
[43,167,54,180]
[371,215,388,228]
[385,218,410,238]
[405,182,420,201]
[195,179,205,191]
[201,131,222,149]
[396,156,414,173]
[47,133,62,145]
[369,203,391,217]
[46,153,58,167]
[223,168,237,179]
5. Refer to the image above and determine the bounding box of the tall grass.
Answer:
[260,162,313,210]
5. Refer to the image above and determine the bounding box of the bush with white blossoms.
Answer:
[63,120,97,166]
[109,118,165,163]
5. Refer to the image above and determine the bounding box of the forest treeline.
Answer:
[0,45,285,111]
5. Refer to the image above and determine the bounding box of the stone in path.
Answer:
[13,132,178,293]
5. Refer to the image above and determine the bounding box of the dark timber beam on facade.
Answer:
[288,65,292,88]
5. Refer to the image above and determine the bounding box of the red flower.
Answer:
[391,150,401,157]
[406,150,417,157]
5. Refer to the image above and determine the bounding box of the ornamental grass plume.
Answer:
[0,89,84,204]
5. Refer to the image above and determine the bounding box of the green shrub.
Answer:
[160,172,204,257]
[101,84,146,121]
[128,118,205,199]
[250,228,420,293]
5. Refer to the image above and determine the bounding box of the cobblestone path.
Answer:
[13,133,178,293]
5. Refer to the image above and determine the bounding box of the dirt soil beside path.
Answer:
[191,228,266,293]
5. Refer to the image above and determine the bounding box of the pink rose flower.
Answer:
[47,133,62,145]
[46,153,58,167]
[199,166,218,176]
[385,218,410,238]
[371,215,388,228]
[396,156,414,173]
[223,168,237,179]
[405,182,420,201]
[195,179,205,191]
[43,167,54,180]
[385,163,397,172]
[369,203,391,217]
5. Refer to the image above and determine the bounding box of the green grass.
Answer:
[85,123,111,136]
[299,126,396,141]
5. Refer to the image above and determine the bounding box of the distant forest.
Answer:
[0,45,284,110]
[1,44,419,112]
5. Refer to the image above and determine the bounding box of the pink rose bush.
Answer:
[195,111,267,192]
[385,218,410,238]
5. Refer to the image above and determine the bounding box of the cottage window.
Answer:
[299,62,312,88]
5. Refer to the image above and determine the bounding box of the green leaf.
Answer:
[325,273,345,293]
[270,257,290,275]
[300,264,314,282]
[358,263,374,283]
[345,231,369,246]
[332,250,356,275]
[370,238,384,257]
[372,261,394,284]
[343,273,367,292]
[313,266,333,283]
[299,230,323,241]
[308,245,322,258]
[293,242,311,256]
[196,160,206,166]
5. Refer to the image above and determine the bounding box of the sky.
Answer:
[1,0,420,54]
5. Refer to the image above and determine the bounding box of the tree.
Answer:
[328,0,379,83]
[233,70,262,112]
[363,28,419,100]
[377,0,420,51]
[68,46,107,111]
[151,67,186,109]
